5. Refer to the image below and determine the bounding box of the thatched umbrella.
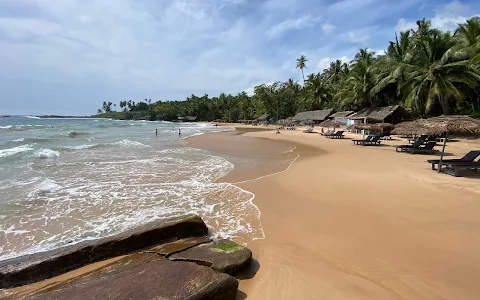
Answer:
[319,119,344,128]
[392,115,480,172]
[348,123,394,132]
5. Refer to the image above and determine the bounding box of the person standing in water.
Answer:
[178,128,181,136]
[155,128,158,136]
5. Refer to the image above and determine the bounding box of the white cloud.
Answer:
[268,15,319,39]
[369,48,386,57]
[322,23,336,35]
[395,18,416,32]
[316,56,350,72]
[348,31,370,44]
[395,1,479,33]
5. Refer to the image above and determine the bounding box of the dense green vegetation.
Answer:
[94,18,480,121]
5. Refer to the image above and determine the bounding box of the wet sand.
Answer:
[191,125,480,300]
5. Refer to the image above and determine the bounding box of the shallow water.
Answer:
[0,117,263,261]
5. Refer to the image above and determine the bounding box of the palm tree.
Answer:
[304,73,332,110]
[296,55,308,85]
[401,30,477,115]
[455,17,480,47]
[325,60,343,84]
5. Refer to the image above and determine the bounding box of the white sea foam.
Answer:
[24,116,41,119]
[1,225,30,235]
[61,144,97,150]
[27,179,62,198]
[111,139,149,148]
[0,144,34,158]
[0,122,262,261]
[13,138,25,142]
[0,125,12,129]
[35,149,60,158]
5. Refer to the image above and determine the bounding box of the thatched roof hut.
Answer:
[348,105,411,124]
[178,116,197,122]
[292,109,334,124]
[256,114,270,122]
[318,119,345,128]
[329,111,354,119]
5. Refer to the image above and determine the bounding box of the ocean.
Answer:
[0,116,263,261]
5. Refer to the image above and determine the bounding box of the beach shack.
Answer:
[178,116,197,122]
[292,109,334,125]
[328,111,354,125]
[346,105,411,125]
[256,113,270,124]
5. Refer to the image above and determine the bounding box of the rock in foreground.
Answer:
[29,255,238,300]
[170,239,252,275]
[0,214,208,289]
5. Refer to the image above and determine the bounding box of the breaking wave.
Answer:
[0,145,34,158]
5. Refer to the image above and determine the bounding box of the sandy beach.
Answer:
[189,125,480,300]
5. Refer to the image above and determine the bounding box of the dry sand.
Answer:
[191,125,480,300]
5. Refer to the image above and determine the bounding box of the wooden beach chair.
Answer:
[326,131,344,139]
[427,150,480,170]
[363,135,382,146]
[439,161,480,177]
[303,127,313,133]
[408,135,428,144]
[353,135,373,145]
[405,141,437,154]
[395,140,426,152]
[320,130,334,136]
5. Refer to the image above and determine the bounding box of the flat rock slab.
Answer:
[148,236,211,257]
[169,239,252,275]
[26,256,238,300]
[0,214,208,288]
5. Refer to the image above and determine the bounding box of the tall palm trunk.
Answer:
[301,69,305,85]
[439,95,451,115]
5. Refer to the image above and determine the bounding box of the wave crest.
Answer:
[0,145,34,158]
[35,149,60,158]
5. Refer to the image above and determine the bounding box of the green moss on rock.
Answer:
[212,241,244,253]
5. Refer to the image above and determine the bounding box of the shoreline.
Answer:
[190,124,480,299]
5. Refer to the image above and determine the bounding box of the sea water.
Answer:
[0,116,263,261]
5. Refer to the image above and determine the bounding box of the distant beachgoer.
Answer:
[178,129,181,136]
[155,128,158,136]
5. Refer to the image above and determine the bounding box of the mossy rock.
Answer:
[212,241,244,253]
[169,239,252,275]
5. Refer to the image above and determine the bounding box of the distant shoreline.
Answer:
[36,115,91,119]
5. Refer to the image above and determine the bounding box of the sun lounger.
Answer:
[408,135,428,144]
[405,141,437,154]
[427,150,480,170]
[325,131,344,139]
[353,135,373,145]
[303,127,313,133]
[320,130,334,136]
[396,140,425,152]
[353,135,381,146]
[363,135,382,146]
[439,161,480,177]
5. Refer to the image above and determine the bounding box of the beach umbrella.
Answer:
[348,123,394,133]
[319,119,344,129]
[392,115,480,172]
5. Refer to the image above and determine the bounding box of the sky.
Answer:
[1,0,480,115]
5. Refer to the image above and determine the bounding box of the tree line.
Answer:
[96,17,480,121]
